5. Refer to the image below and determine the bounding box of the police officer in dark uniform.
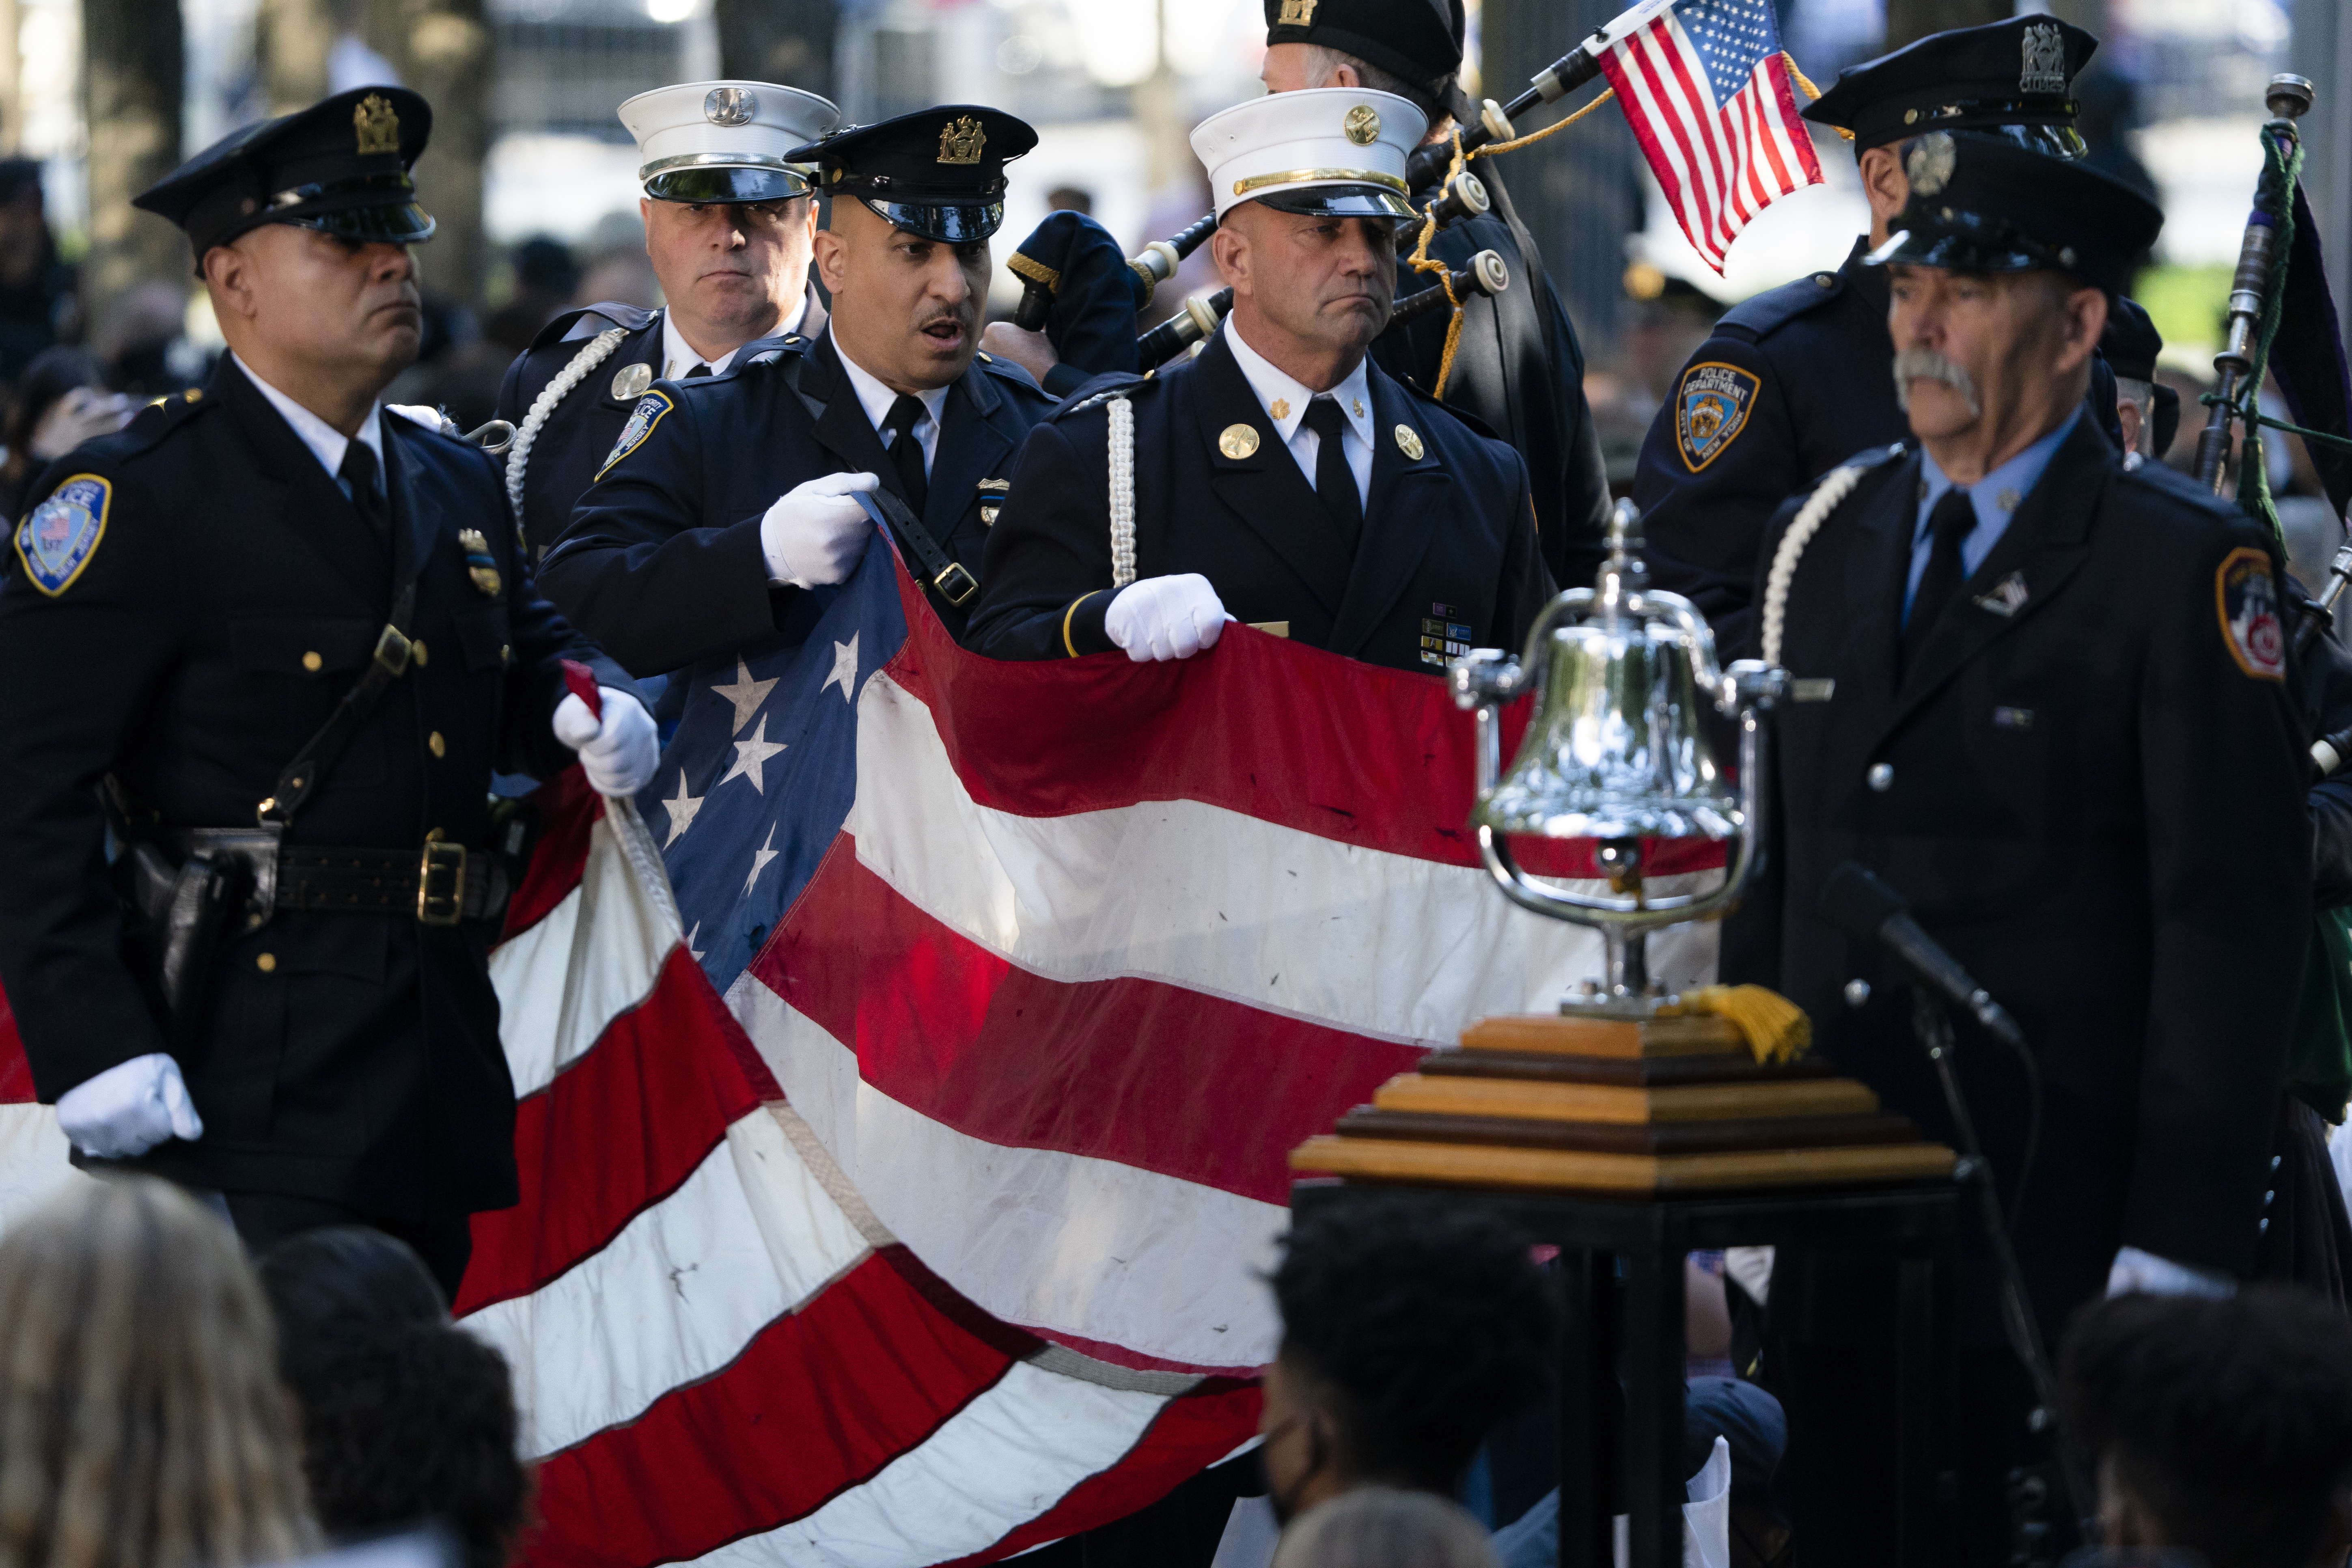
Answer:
[969,89,1549,673]
[1260,0,1613,589]
[1635,15,2113,660]
[1750,135,2308,1563]
[539,105,1056,665]
[0,87,656,1296]
[495,80,839,560]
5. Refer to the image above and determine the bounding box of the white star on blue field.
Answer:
[1674,0,1785,103]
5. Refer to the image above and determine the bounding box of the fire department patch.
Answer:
[2215,545,2286,681]
[1675,362,1759,473]
[15,473,109,597]
[597,390,674,480]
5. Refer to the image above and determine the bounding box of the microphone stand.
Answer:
[1909,990,2096,1562]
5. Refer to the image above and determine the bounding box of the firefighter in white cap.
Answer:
[493,79,839,559]
[967,87,1550,672]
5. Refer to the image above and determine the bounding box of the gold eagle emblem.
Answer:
[938,115,987,166]
[354,93,401,157]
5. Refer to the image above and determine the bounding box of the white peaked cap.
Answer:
[617,80,841,200]
[1190,87,1426,222]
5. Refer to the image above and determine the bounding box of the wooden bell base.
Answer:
[1291,1012,1956,1195]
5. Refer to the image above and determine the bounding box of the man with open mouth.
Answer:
[539,104,1057,663]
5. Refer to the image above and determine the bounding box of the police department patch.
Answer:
[14,474,109,597]
[2215,545,2286,681]
[597,391,674,479]
[1675,362,1759,473]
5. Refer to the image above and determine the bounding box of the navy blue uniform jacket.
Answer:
[1375,165,1613,591]
[967,326,1553,675]
[0,354,616,1221]
[1751,420,2309,1343]
[541,329,1055,669]
[493,287,831,561]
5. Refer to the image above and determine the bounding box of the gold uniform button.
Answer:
[428,730,446,758]
[301,651,323,673]
[412,639,429,667]
[499,643,512,664]
[256,953,277,973]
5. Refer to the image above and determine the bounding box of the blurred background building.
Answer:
[0,0,2337,490]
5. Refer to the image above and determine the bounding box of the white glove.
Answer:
[1104,573,1234,662]
[55,1053,203,1159]
[385,403,450,434]
[553,686,660,797]
[762,472,881,588]
[2105,1245,2236,1299]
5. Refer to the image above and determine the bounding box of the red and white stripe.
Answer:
[1599,13,1824,271]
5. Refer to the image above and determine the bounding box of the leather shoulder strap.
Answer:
[258,577,420,826]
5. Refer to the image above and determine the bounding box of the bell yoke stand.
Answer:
[1451,499,1785,1015]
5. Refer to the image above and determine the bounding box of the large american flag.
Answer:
[0,519,1725,1562]
[1594,0,1825,272]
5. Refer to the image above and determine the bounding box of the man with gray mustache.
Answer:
[541,106,1057,662]
[1746,133,2310,1564]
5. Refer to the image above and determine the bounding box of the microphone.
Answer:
[1818,861,2026,1049]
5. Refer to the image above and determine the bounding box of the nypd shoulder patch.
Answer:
[1675,361,1760,474]
[2215,545,2287,681]
[597,391,675,480]
[15,473,110,597]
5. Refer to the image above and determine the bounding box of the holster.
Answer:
[115,827,279,1044]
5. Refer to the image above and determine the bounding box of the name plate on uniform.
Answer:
[1791,678,1836,702]
[1248,621,1289,638]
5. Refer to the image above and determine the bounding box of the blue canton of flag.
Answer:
[634,498,906,996]
[1678,0,1783,104]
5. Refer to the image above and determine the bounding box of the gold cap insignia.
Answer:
[1276,0,1316,24]
[611,362,654,401]
[1904,131,1955,197]
[1393,424,1423,460]
[1219,423,1261,459]
[354,93,401,157]
[939,115,987,166]
[1343,105,1381,147]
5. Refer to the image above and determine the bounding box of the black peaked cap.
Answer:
[135,85,435,261]
[791,106,1037,244]
[1804,15,2096,155]
[1264,0,1464,91]
[1867,132,2160,297]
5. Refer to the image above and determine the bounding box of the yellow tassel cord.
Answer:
[1778,51,1852,139]
[1673,984,1812,1065]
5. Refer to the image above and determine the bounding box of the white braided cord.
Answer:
[1760,461,1869,668]
[1108,395,1137,589]
[505,326,628,539]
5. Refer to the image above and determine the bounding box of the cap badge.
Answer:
[612,362,654,401]
[354,93,400,157]
[2020,22,2068,95]
[1905,132,1955,197]
[1394,424,1423,460]
[939,114,987,166]
[1343,105,1381,146]
[705,86,756,127]
[1219,423,1261,459]
[1277,0,1316,24]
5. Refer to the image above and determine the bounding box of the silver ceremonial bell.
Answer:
[1451,499,1785,1018]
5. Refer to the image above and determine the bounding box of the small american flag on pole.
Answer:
[1594,0,1825,272]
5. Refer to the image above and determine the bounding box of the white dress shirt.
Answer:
[832,329,949,478]
[232,352,384,501]
[659,293,809,382]
[1222,320,1374,509]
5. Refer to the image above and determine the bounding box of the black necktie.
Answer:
[1901,487,1976,673]
[339,437,388,546]
[883,394,930,514]
[683,363,711,379]
[1301,397,1363,553]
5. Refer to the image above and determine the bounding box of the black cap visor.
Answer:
[644,164,813,203]
[1865,216,2107,290]
[859,196,1003,243]
[269,173,437,244]
[1250,184,1415,221]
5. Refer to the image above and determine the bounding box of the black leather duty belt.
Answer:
[277,843,510,926]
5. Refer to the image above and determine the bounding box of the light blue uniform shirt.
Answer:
[1902,406,2082,625]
